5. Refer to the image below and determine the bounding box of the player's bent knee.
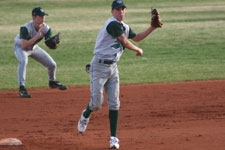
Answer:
[89,105,102,111]
[48,61,56,70]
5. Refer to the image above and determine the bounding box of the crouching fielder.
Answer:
[14,7,67,98]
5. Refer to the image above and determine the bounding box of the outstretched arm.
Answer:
[132,26,156,42]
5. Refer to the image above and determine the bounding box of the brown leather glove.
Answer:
[151,8,163,28]
[45,33,60,49]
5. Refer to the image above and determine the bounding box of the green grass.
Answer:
[0,0,225,90]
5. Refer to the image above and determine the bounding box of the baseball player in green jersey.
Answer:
[78,0,159,149]
[14,7,67,98]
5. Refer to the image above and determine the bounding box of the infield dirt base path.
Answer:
[0,80,225,150]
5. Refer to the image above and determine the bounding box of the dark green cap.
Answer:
[112,0,126,10]
[32,7,48,16]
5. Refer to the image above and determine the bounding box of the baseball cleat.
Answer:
[49,80,67,90]
[59,84,67,90]
[19,86,31,98]
[78,110,90,133]
[110,136,119,149]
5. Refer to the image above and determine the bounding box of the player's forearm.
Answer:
[21,36,39,49]
[132,26,156,42]
[123,39,141,52]
[117,34,141,52]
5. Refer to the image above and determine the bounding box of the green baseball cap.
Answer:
[112,0,127,10]
[32,7,48,16]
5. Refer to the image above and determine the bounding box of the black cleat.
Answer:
[49,80,67,90]
[19,86,31,98]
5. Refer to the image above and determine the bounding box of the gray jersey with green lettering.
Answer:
[94,17,131,61]
[88,16,136,111]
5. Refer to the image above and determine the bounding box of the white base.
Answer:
[0,138,22,146]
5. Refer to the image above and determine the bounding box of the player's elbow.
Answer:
[21,40,29,50]
[132,36,141,42]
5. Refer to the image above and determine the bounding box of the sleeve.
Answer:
[20,27,30,40]
[106,21,124,38]
[128,27,136,39]
[45,28,52,40]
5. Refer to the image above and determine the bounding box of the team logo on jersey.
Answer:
[111,41,122,50]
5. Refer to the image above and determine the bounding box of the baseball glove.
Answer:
[45,33,60,49]
[151,8,163,28]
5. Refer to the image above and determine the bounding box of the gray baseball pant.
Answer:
[14,45,56,86]
[88,57,120,111]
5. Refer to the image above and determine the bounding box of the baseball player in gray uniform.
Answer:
[77,0,159,149]
[14,7,67,98]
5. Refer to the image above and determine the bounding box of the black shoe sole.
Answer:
[59,85,67,90]
[49,85,67,90]
[110,148,119,150]
[19,94,32,98]
[110,146,119,150]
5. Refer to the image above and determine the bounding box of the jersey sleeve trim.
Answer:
[128,27,136,39]
[45,28,52,39]
[20,27,30,40]
[106,21,123,38]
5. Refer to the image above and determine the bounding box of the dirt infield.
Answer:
[0,80,225,150]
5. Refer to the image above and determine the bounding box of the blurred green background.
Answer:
[0,0,225,90]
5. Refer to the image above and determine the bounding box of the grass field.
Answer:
[0,0,225,90]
